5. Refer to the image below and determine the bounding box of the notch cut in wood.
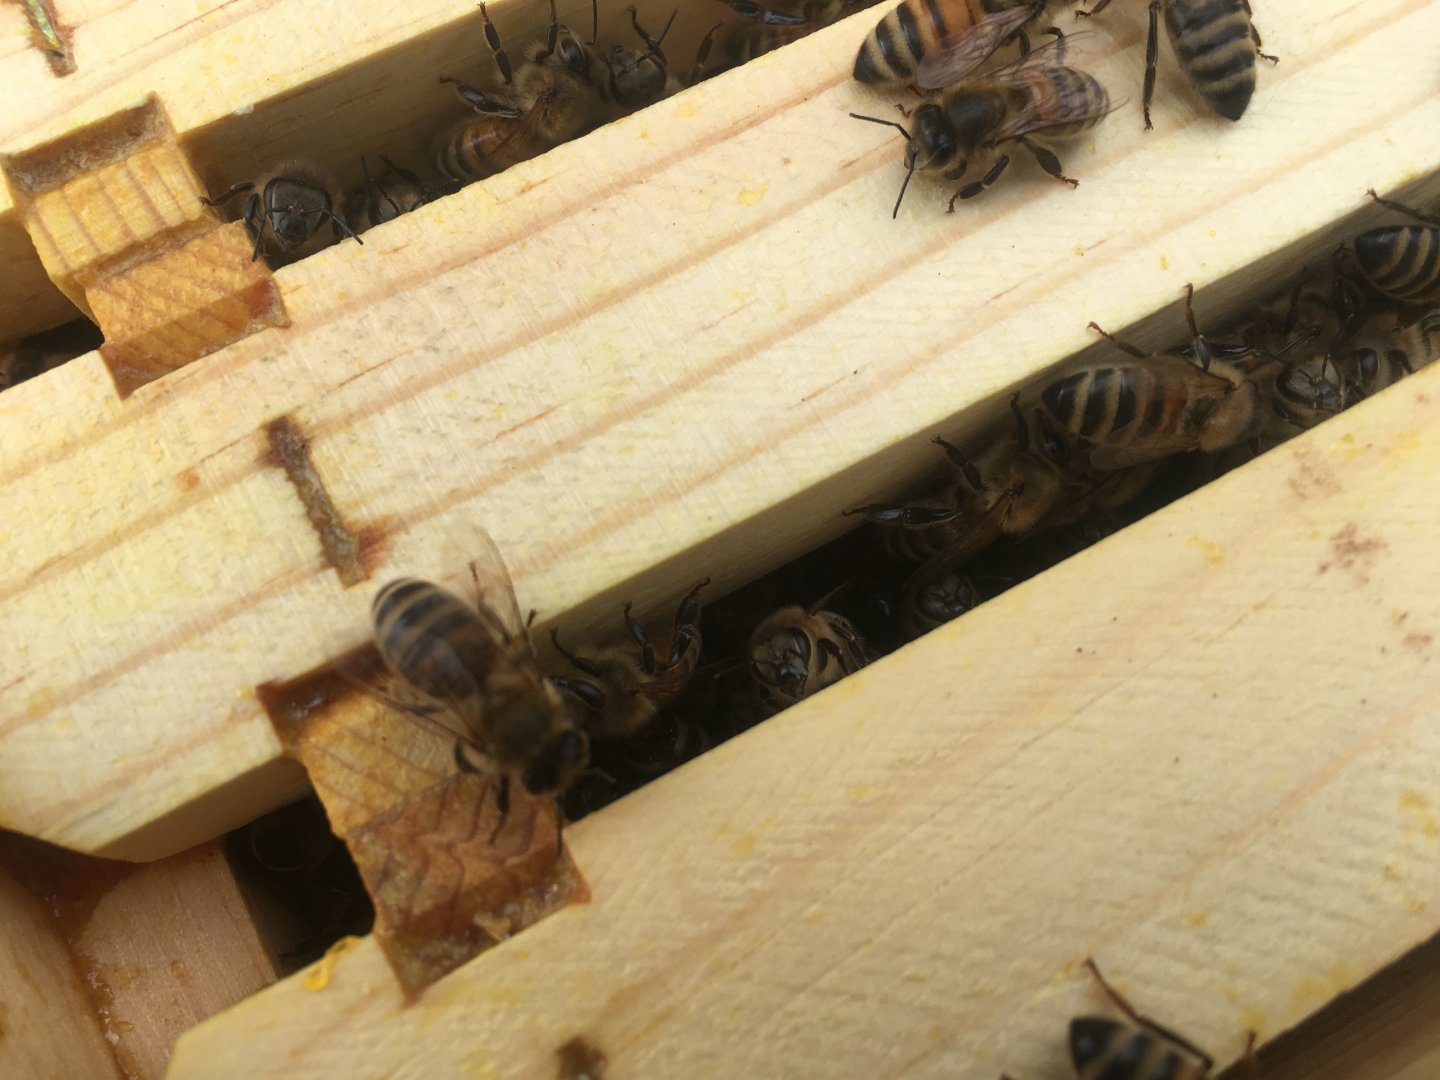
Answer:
[2,96,287,394]
[260,658,585,996]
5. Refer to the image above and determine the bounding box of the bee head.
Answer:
[265,177,330,249]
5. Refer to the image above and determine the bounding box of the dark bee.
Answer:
[1041,285,1258,469]
[345,156,433,233]
[201,159,362,262]
[900,560,982,638]
[1063,957,1254,1080]
[853,0,1052,90]
[1353,189,1440,307]
[1078,0,1275,128]
[369,531,589,830]
[550,579,709,741]
[850,37,1114,215]
[748,591,868,707]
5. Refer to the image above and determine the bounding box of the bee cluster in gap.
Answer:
[349,185,1439,840]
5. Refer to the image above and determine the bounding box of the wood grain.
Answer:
[0,0,722,344]
[168,356,1440,1079]
[0,832,276,1079]
[0,0,1436,861]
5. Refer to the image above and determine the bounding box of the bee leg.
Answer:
[665,578,710,669]
[488,774,512,843]
[948,155,1010,210]
[1366,189,1440,228]
[551,674,608,713]
[535,0,560,60]
[477,2,513,84]
[1074,0,1111,14]
[242,192,268,262]
[1181,283,1215,372]
[844,502,964,528]
[361,156,402,221]
[931,436,985,492]
[1241,1,1278,63]
[1019,137,1077,188]
[1082,958,1216,1073]
[622,601,658,674]
[1087,322,1148,360]
[1240,1030,1259,1078]
[687,21,723,86]
[1143,0,1159,131]
[549,629,607,680]
[440,76,524,118]
[320,209,364,249]
[200,180,256,208]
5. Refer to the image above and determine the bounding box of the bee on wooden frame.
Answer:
[549,578,711,742]
[850,34,1115,215]
[718,1,873,67]
[1040,285,1261,469]
[201,160,362,262]
[853,0,1058,91]
[1352,189,1440,307]
[1076,0,1275,128]
[1,318,103,391]
[367,530,589,835]
[430,0,609,185]
[748,588,869,708]
[600,7,721,112]
[847,393,1094,566]
[1001,956,1256,1079]
[345,156,434,233]
[899,558,983,638]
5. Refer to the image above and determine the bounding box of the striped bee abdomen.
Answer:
[1163,0,1258,122]
[371,578,496,701]
[1353,225,1440,305]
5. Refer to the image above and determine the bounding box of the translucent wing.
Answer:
[915,6,1039,91]
[987,74,1119,144]
[465,526,536,659]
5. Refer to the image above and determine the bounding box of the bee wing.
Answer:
[463,527,538,657]
[915,6,1040,91]
[986,79,1119,145]
[1084,438,1172,471]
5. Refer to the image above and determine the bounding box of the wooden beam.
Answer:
[0,1,1436,863]
[168,356,1440,1078]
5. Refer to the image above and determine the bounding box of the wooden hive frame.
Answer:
[1,0,1439,1076]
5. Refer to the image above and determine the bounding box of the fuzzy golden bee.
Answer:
[201,159,362,262]
[851,37,1114,215]
[1041,285,1259,469]
[853,0,1054,91]
[550,579,710,741]
[368,532,589,826]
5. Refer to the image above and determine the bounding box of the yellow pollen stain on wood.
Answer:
[731,832,758,857]
[1182,911,1210,929]
[1186,537,1224,565]
[303,936,363,992]
[1400,791,1439,841]
[737,182,769,206]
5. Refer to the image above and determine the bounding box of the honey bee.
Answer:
[719,1,873,66]
[431,0,607,186]
[850,36,1114,215]
[1041,285,1259,469]
[345,156,433,233]
[549,579,710,741]
[368,531,589,829]
[899,560,982,638]
[748,590,868,707]
[847,393,1085,565]
[1038,957,1255,1080]
[853,0,1052,90]
[201,160,362,262]
[1077,0,1275,128]
[1353,190,1440,307]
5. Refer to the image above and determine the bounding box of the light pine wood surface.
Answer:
[168,358,1440,1079]
[2,0,1437,861]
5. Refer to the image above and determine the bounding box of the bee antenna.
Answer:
[892,162,915,220]
[849,112,913,144]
